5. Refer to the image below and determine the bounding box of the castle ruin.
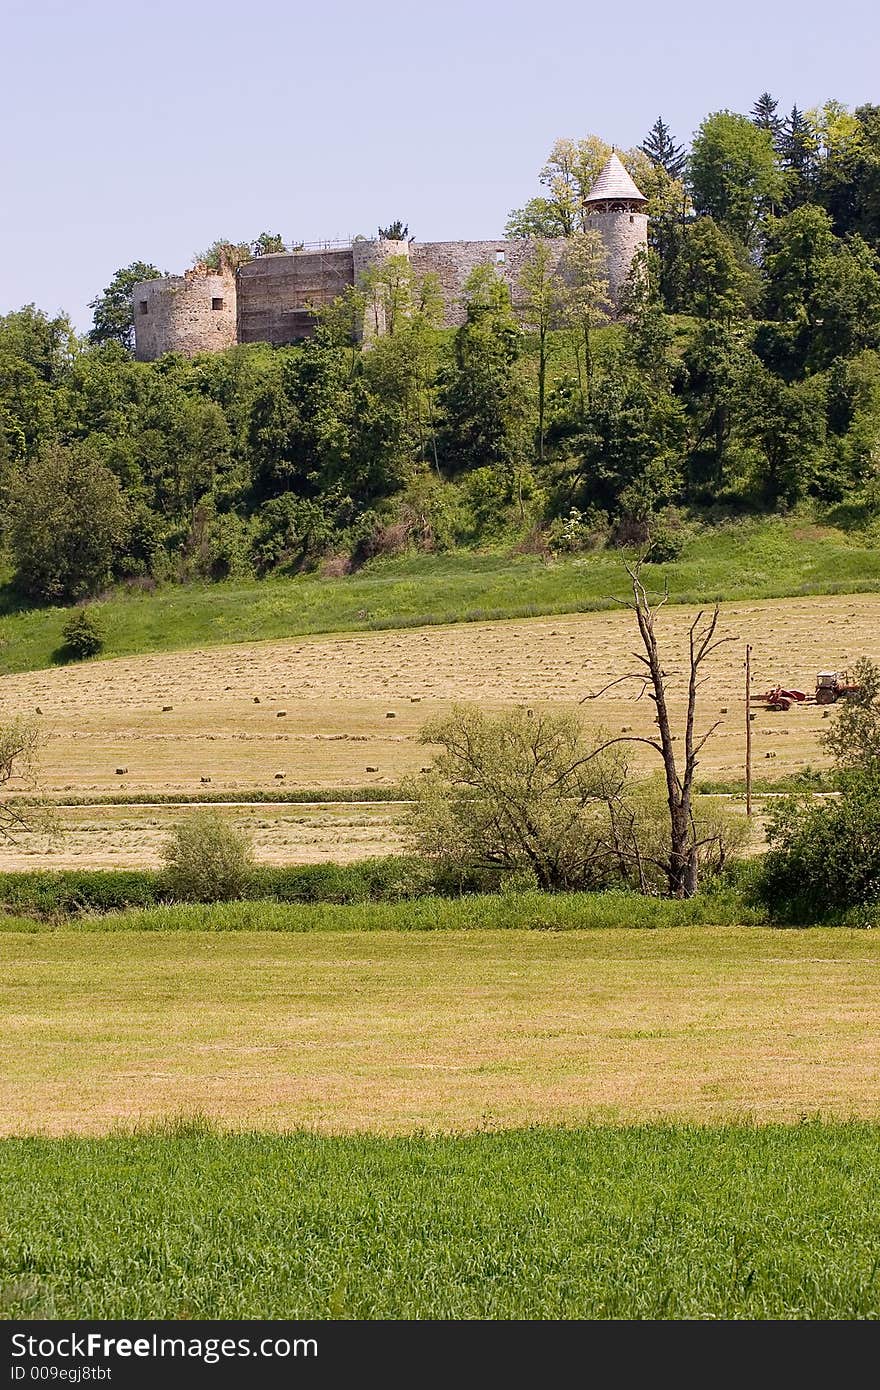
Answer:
[132,155,648,360]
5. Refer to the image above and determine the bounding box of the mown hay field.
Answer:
[0,593,877,868]
[3,927,880,1136]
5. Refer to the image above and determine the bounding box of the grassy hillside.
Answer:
[1,517,879,675]
[3,1121,879,1317]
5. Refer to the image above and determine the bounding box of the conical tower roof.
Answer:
[584,152,647,205]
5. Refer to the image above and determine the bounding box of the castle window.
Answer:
[211,297,224,311]
[139,300,148,315]
[495,250,506,265]
[630,215,634,223]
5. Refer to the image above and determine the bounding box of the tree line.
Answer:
[0,94,878,606]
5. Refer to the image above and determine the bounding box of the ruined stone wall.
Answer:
[586,209,649,309]
[132,267,237,360]
[352,237,411,339]
[410,239,569,327]
[236,249,355,345]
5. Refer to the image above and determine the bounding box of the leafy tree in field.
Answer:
[7,445,130,602]
[88,264,161,352]
[407,705,629,891]
[822,658,880,773]
[760,661,880,920]
[61,608,104,659]
[640,116,687,178]
[689,111,786,244]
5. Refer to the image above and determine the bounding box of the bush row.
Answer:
[0,858,442,916]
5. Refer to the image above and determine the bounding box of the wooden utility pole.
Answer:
[745,643,753,818]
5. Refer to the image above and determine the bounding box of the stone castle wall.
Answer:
[411,239,569,327]
[132,266,237,361]
[132,217,647,358]
[237,248,355,346]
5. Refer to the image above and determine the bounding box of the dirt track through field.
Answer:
[0,594,876,866]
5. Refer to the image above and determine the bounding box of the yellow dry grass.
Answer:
[0,593,875,867]
[0,803,406,870]
[3,927,880,1135]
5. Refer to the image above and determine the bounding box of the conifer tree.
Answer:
[779,105,816,205]
[751,92,784,144]
[639,117,686,179]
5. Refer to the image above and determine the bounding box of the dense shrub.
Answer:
[61,608,104,659]
[161,812,255,902]
[757,771,880,920]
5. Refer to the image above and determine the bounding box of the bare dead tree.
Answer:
[0,716,49,842]
[582,559,736,897]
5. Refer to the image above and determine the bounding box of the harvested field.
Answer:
[0,803,407,870]
[1,594,876,804]
[2,927,880,1135]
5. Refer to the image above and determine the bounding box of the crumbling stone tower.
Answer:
[583,152,649,310]
[132,260,237,360]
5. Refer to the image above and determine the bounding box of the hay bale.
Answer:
[276,710,287,718]
[162,706,173,712]
[115,767,128,775]
[385,711,396,719]
[365,765,379,772]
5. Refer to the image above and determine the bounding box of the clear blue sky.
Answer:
[1,0,877,332]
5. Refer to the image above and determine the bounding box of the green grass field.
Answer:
[2,1122,879,1318]
[2,517,879,674]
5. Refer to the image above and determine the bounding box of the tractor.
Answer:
[815,671,862,705]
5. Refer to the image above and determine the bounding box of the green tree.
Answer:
[517,240,563,461]
[557,230,611,413]
[667,217,758,320]
[0,305,77,382]
[822,658,880,773]
[750,92,783,143]
[88,263,162,351]
[407,705,629,891]
[689,111,786,244]
[639,116,686,178]
[7,444,131,602]
[778,105,817,208]
[161,810,255,901]
[437,267,529,478]
[378,221,409,240]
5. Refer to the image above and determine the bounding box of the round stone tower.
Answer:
[583,152,648,313]
[132,263,237,361]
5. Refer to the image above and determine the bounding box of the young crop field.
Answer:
[2,1121,879,1318]
[2,926,879,1136]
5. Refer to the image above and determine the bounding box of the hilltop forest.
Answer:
[1,96,880,606]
